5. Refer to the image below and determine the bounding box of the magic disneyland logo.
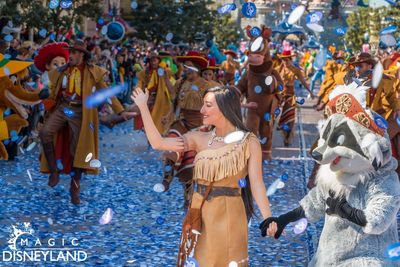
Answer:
[1,222,87,263]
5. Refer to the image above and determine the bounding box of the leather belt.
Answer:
[61,97,82,107]
[195,183,241,201]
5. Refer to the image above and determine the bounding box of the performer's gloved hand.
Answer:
[325,190,367,227]
[39,88,50,99]
[259,206,305,239]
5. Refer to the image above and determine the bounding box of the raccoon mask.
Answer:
[311,82,392,190]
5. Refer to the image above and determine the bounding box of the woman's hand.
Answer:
[259,217,284,238]
[131,87,149,109]
[162,137,185,153]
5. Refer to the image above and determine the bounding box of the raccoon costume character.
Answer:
[260,82,400,266]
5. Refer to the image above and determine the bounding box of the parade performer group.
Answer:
[2,12,400,266]
[38,40,131,205]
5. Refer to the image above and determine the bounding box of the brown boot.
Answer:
[161,159,175,192]
[41,142,60,187]
[70,168,82,205]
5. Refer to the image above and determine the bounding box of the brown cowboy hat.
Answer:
[176,51,209,70]
[348,52,376,66]
[277,50,295,58]
[223,50,237,58]
[67,39,90,56]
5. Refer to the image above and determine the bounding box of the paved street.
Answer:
[1,93,393,267]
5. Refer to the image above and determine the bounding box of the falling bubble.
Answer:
[85,153,93,162]
[372,62,383,89]
[260,137,267,144]
[99,208,113,225]
[164,165,172,172]
[166,33,174,41]
[153,183,165,193]
[90,159,101,168]
[26,142,37,152]
[224,131,245,144]
[276,181,285,189]
[157,68,165,77]
[254,85,262,94]
[4,34,13,42]
[101,25,108,35]
[228,261,238,267]
[4,67,10,76]
[293,218,308,234]
[39,29,47,38]
[131,1,138,9]
[48,218,54,225]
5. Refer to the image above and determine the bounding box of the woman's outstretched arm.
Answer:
[131,87,185,152]
[248,138,277,237]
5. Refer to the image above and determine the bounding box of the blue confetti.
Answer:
[164,165,172,172]
[156,216,165,225]
[397,117,400,128]
[278,84,284,91]
[250,27,262,37]
[264,112,271,122]
[141,226,150,235]
[282,124,290,132]
[296,98,305,105]
[56,159,63,171]
[60,0,73,9]
[217,3,236,14]
[4,35,13,42]
[49,0,59,9]
[63,107,75,118]
[281,172,289,182]
[274,108,281,117]
[241,2,257,18]
[238,178,247,188]
[374,115,388,130]
[185,257,199,267]
[386,242,400,260]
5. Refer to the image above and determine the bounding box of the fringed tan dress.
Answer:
[190,132,257,267]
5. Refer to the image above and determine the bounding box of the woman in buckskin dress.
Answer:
[132,85,275,267]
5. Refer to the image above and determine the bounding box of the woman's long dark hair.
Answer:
[204,86,255,221]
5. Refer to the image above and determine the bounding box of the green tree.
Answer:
[128,0,239,45]
[345,6,400,50]
[0,0,101,32]
[213,13,240,48]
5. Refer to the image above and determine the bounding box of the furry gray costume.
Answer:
[261,82,400,266]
